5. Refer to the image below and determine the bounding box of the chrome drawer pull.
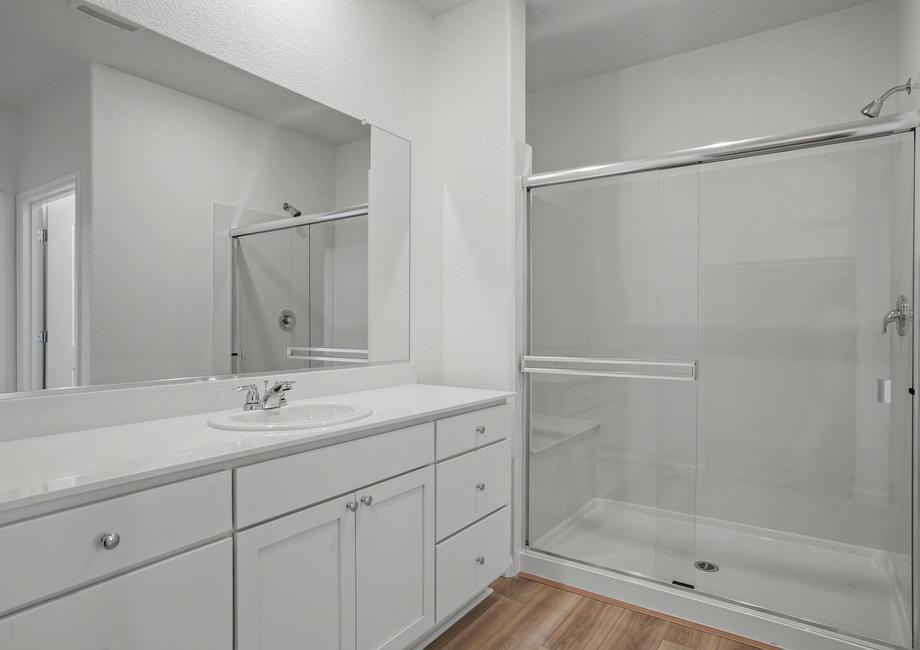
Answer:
[475,482,486,491]
[100,532,121,550]
[475,555,485,565]
[475,425,486,434]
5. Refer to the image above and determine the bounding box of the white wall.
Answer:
[90,0,442,382]
[90,63,340,384]
[434,0,526,390]
[335,138,370,210]
[16,65,93,387]
[896,0,920,111]
[0,105,18,393]
[17,66,92,197]
[527,1,898,172]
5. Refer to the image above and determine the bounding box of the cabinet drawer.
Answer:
[0,471,231,616]
[436,404,510,460]
[436,440,510,540]
[235,423,434,527]
[0,539,232,650]
[435,506,510,622]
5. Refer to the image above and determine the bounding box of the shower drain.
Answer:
[694,560,719,573]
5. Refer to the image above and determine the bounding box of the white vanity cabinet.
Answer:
[237,466,434,650]
[0,471,233,650]
[235,493,357,650]
[434,406,513,623]
[235,403,511,648]
[235,429,436,650]
[0,540,233,650]
[0,395,512,650]
[356,467,435,650]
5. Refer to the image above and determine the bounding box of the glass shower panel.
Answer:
[695,135,913,647]
[308,216,369,367]
[527,168,700,588]
[235,224,312,373]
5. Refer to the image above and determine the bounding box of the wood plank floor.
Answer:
[427,576,764,650]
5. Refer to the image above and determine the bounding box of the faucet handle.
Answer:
[235,384,261,410]
[235,383,259,396]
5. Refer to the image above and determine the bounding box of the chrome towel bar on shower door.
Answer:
[285,347,369,364]
[521,355,697,381]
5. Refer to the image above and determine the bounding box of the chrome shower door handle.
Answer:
[882,295,912,336]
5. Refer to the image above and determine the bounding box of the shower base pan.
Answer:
[527,498,910,649]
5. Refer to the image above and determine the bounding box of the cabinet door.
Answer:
[237,494,357,650]
[0,539,232,650]
[356,466,434,650]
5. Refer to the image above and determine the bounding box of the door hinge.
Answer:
[37,330,48,344]
[36,229,48,243]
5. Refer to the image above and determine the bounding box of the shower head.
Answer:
[282,202,302,218]
[861,78,912,118]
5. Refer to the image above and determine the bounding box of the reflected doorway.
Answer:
[17,174,78,390]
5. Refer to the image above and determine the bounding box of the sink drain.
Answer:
[694,560,719,573]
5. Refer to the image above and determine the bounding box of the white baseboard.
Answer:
[411,588,493,649]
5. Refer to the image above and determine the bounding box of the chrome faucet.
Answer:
[234,379,296,411]
[260,380,296,410]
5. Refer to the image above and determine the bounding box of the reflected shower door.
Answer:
[526,167,700,588]
[694,134,914,647]
[234,224,312,373]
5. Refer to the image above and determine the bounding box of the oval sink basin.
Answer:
[208,403,372,432]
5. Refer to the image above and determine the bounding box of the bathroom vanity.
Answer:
[0,384,513,649]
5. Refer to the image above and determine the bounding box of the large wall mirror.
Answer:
[0,1,410,396]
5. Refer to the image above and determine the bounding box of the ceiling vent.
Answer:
[68,1,144,33]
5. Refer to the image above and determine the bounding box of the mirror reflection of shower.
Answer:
[860,77,912,118]
[282,202,302,217]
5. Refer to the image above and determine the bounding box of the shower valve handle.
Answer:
[883,295,912,336]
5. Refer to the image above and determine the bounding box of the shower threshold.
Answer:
[530,497,910,648]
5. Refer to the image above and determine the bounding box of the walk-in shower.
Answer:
[522,113,919,649]
[229,204,370,373]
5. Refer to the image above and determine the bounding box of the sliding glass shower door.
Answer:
[692,134,914,646]
[525,132,915,648]
[526,166,701,589]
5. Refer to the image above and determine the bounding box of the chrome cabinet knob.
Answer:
[475,555,485,565]
[360,495,373,506]
[475,425,486,434]
[346,500,359,512]
[100,532,121,550]
[475,482,486,491]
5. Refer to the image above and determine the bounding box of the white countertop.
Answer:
[0,384,513,514]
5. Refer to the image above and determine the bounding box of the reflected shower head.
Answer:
[282,202,302,217]
[861,78,912,118]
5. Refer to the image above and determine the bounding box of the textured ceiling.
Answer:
[412,0,472,16]
[0,0,368,144]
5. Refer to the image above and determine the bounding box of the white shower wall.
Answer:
[527,1,902,173]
